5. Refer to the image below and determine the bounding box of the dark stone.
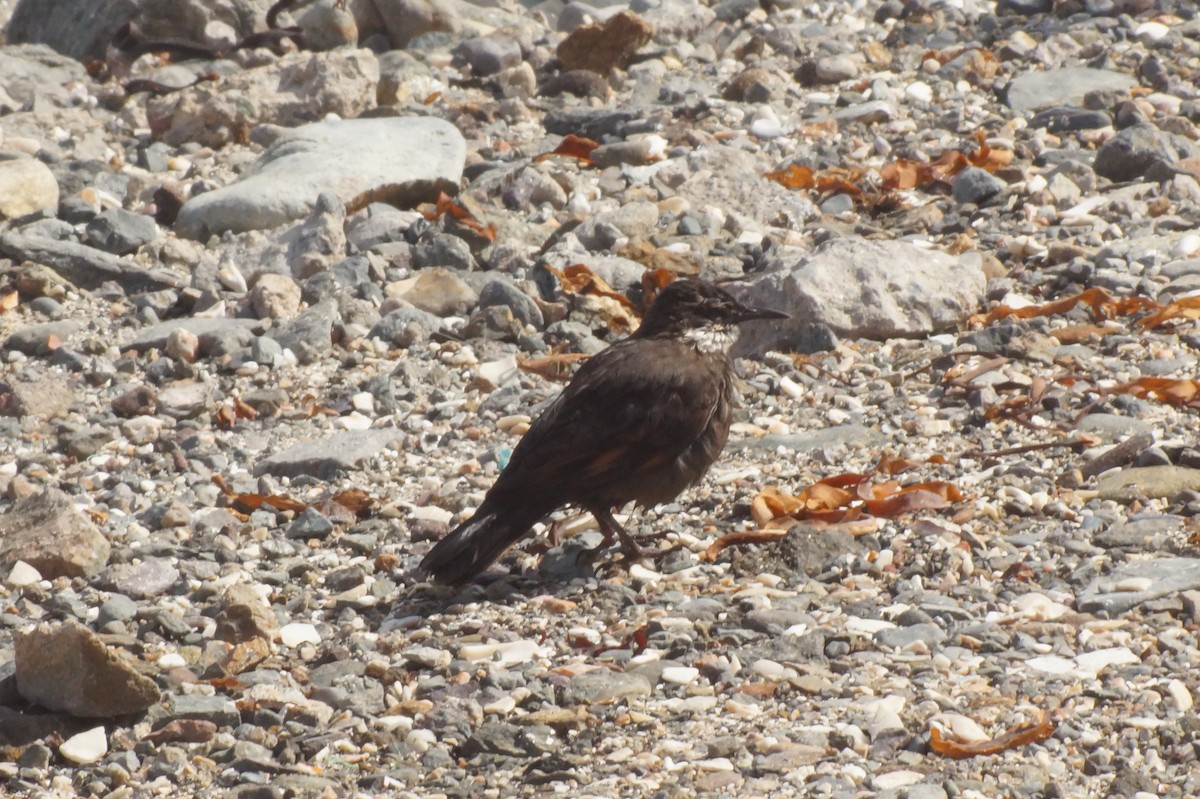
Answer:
[1093,124,1200,183]
[951,167,1006,205]
[477,280,544,328]
[85,208,159,255]
[1028,106,1112,132]
[287,508,335,540]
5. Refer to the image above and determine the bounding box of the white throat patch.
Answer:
[682,324,737,354]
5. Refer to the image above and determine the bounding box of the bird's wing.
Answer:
[488,338,725,504]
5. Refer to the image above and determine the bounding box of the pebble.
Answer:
[58,727,107,765]
[0,157,59,219]
[279,623,322,647]
[5,559,43,587]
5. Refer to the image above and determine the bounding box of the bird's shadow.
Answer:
[379,537,627,621]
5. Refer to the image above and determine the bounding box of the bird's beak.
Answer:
[735,302,789,322]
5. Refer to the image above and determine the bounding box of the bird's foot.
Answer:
[574,526,615,567]
[617,531,682,565]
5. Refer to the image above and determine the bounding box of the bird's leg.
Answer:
[575,508,617,566]
[581,506,680,565]
[544,518,562,548]
[595,506,647,558]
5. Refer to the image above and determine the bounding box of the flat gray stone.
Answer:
[3,320,85,356]
[1096,466,1200,503]
[1006,67,1136,112]
[1093,124,1200,182]
[0,371,74,418]
[0,232,184,292]
[876,623,947,650]
[269,299,338,363]
[85,208,159,255]
[257,429,405,479]
[156,381,213,419]
[560,669,652,705]
[95,557,180,599]
[122,318,262,353]
[176,116,466,239]
[747,424,888,453]
[1077,557,1200,615]
[1076,413,1153,442]
[162,694,241,729]
[674,144,817,239]
[733,238,986,348]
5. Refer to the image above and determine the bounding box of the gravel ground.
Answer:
[2,0,1200,797]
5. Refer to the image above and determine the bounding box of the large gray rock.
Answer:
[0,371,74,419]
[0,489,110,579]
[193,194,348,289]
[146,49,381,149]
[0,232,184,292]
[1096,466,1200,503]
[15,620,160,717]
[1006,67,1136,112]
[175,116,465,239]
[1078,557,1200,615]
[121,318,262,353]
[732,238,986,350]
[673,144,817,235]
[359,0,462,48]
[5,3,136,61]
[257,429,405,479]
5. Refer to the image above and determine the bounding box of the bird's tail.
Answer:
[417,506,539,585]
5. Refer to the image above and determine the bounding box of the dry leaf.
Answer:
[215,405,238,429]
[545,263,641,331]
[750,473,963,529]
[766,164,865,197]
[533,133,599,164]
[233,396,257,420]
[880,135,1014,192]
[876,456,927,475]
[1136,295,1200,330]
[517,352,591,381]
[330,489,374,515]
[228,492,308,513]
[968,287,1158,329]
[1050,323,1115,343]
[880,158,924,190]
[421,191,497,241]
[546,263,637,309]
[702,530,788,562]
[765,164,816,189]
[0,291,17,313]
[640,268,679,310]
[144,719,218,745]
[930,711,1056,759]
[1104,377,1200,408]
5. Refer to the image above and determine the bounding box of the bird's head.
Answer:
[636,278,789,352]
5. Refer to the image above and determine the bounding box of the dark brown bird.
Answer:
[418,278,788,585]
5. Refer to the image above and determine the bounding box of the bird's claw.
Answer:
[618,539,682,565]
[574,535,681,569]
